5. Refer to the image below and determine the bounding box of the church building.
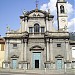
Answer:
[3,0,75,72]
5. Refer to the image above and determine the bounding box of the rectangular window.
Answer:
[29,27,33,33]
[13,44,17,48]
[57,44,61,47]
[41,27,44,33]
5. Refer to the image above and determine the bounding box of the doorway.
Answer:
[32,52,41,69]
[12,59,17,69]
[35,60,39,68]
[56,59,62,70]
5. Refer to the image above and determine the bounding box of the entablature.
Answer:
[44,32,69,39]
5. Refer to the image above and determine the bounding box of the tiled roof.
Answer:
[0,38,5,44]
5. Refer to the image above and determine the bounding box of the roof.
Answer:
[0,37,5,44]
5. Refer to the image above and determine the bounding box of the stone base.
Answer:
[18,61,30,70]
[44,61,50,69]
[64,61,71,69]
[72,61,75,69]
[50,61,55,69]
[2,61,10,69]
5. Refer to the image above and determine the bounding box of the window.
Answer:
[34,23,40,33]
[29,27,33,33]
[60,5,64,13]
[57,44,61,47]
[13,44,17,48]
[41,27,44,33]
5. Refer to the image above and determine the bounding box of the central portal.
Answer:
[32,52,41,69]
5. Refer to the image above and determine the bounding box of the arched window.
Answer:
[60,5,64,13]
[34,23,40,33]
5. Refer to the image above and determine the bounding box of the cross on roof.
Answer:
[35,0,39,9]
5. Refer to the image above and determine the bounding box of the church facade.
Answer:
[3,0,75,71]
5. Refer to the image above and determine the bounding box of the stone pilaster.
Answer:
[65,39,69,61]
[5,39,9,61]
[46,17,49,31]
[46,38,50,61]
[20,39,24,61]
[50,39,53,61]
[3,39,10,68]
[19,39,29,70]
[22,18,25,32]
[24,39,27,61]
[25,17,28,32]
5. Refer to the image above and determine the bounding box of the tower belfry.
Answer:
[56,0,68,31]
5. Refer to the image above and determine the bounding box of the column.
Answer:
[21,39,24,61]
[24,39,27,61]
[25,17,28,32]
[22,18,25,32]
[3,39,10,68]
[46,17,49,31]
[5,39,9,61]
[50,39,53,61]
[65,40,69,61]
[46,39,50,61]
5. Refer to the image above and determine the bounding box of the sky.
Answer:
[0,0,75,36]
[0,0,75,57]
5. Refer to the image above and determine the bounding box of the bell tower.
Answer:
[56,0,68,31]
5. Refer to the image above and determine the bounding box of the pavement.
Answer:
[0,72,75,75]
[0,69,75,75]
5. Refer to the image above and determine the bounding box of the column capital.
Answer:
[50,39,53,43]
[25,17,27,20]
[46,38,50,42]
[46,17,48,20]
[23,39,27,43]
[6,39,9,43]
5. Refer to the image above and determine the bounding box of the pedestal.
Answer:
[64,61,71,69]
[2,61,10,69]
[18,61,30,70]
[72,61,75,69]
[50,61,55,69]
[44,61,50,69]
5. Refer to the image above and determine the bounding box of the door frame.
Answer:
[12,59,17,69]
[32,52,41,69]
[55,55,64,70]
[11,55,19,69]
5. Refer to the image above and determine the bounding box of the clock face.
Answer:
[61,18,66,22]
